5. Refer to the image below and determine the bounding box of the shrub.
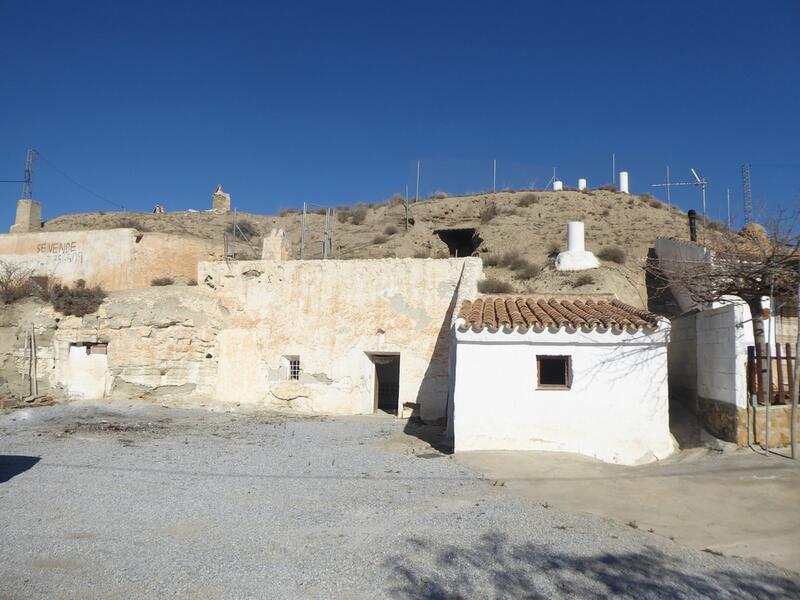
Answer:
[597,246,626,264]
[598,184,617,192]
[0,261,32,304]
[151,277,174,286]
[514,263,542,280]
[501,207,521,216]
[351,205,368,225]
[516,193,540,207]
[477,277,514,294]
[117,217,145,230]
[384,224,398,235]
[278,208,299,217]
[573,274,595,288]
[387,194,405,208]
[412,250,429,258]
[706,219,728,232]
[601,209,610,217]
[228,219,259,239]
[430,190,449,199]
[479,201,498,223]
[48,280,106,317]
[336,209,351,223]
[314,207,327,215]
[187,279,198,286]
[371,234,389,245]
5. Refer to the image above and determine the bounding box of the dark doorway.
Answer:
[434,228,482,257]
[373,354,400,414]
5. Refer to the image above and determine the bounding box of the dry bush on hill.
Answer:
[48,279,106,317]
[278,209,299,217]
[387,194,405,208]
[601,209,610,217]
[479,201,498,224]
[546,242,561,258]
[431,190,449,199]
[384,225,398,235]
[477,277,514,294]
[706,219,729,232]
[573,274,595,288]
[597,246,626,264]
[351,206,369,225]
[413,250,429,258]
[372,234,389,245]
[514,263,542,280]
[516,193,540,207]
[0,261,32,304]
[598,184,617,192]
[228,219,260,239]
[117,217,146,231]
[336,209,351,223]
[314,207,327,215]
[151,277,174,286]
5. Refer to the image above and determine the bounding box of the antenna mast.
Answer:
[742,163,753,225]
[22,149,36,199]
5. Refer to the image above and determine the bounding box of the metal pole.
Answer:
[492,159,496,193]
[404,185,409,231]
[765,285,774,454]
[232,209,237,259]
[701,182,707,249]
[727,188,731,228]
[666,165,671,209]
[415,160,420,202]
[31,328,38,396]
[792,261,800,459]
[300,202,306,259]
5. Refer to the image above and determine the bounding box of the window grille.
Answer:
[288,358,300,381]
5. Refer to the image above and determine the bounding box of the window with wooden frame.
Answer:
[536,355,571,389]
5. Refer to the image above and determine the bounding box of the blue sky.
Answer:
[1,1,798,230]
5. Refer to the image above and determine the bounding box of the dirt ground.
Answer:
[1,400,799,598]
[457,415,800,574]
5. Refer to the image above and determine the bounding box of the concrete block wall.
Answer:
[667,312,697,409]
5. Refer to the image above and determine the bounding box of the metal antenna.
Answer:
[651,168,708,246]
[22,149,36,199]
[742,163,753,225]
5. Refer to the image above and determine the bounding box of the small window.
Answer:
[288,357,300,381]
[537,355,571,389]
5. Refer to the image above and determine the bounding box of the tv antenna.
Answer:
[651,167,708,247]
[1,148,36,198]
[741,163,753,225]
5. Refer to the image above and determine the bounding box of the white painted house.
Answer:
[450,296,675,465]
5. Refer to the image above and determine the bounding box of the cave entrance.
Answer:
[434,228,482,257]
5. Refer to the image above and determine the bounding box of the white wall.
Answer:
[695,301,754,409]
[59,345,111,399]
[453,324,673,465]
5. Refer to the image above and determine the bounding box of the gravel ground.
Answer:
[1,401,798,599]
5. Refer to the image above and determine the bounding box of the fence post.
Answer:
[786,343,797,458]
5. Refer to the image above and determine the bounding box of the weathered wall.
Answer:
[0,229,221,290]
[199,257,482,420]
[654,238,710,313]
[452,324,674,465]
[0,290,227,405]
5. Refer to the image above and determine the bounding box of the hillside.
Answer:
[41,189,707,308]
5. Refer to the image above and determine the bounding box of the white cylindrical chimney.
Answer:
[578,178,587,191]
[567,221,585,252]
[553,180,563,191]
[619,171,629,194]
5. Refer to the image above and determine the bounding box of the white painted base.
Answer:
[555,250,599,271]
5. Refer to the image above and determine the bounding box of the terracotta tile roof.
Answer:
[456,297,661,333]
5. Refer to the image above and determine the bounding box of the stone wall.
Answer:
[0,229,221,290]
[198,257,482,420]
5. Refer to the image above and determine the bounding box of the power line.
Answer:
[36,152,126,210]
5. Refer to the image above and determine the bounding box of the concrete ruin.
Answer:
[9,199,42,234]
[211,185,231,213]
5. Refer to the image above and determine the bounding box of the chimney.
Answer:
[211,184,231,213]
[619,171,629,194]
[9,199,42,234]
[578,178,587,191]
[688,209,697,242]
[553,180,563,191]
[555,221,599,271]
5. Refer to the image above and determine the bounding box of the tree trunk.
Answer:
[748,297,767,350]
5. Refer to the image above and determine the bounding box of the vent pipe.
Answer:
[553,180,563,191]
[688,209,697,242]
[578,178,587,191]
[619,171,629,194]
[555,221,599,271]
[567,221,585,252]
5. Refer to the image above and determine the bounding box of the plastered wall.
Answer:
[199,257,482,420]
[0,229,221,291]
[452,324,674,465]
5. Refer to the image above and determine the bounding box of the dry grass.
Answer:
[573,273,595,288]
[48,280,106,317]
[151,277,174,286]
[477,277,514,294]
[384,224,398,235]
[516,193,540,207]
[479,201,498,223]
[371,234,389,245]
[0,261,32,304]
[351,206,368,225]
[597,246,626,264]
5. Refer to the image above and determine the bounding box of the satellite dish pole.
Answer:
[690,168,708,248]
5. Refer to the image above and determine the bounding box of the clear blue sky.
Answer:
[1,1,798,230]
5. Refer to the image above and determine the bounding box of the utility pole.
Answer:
[742,163,753,225]
[300,202,306,259]
[727,188,731,228]
[492,159,496,193]
[404,184,409,231]
[666,166,671,208]
[415,160,420,202]
[612,153,616,186]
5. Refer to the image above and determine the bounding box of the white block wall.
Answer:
[668,313,697,406]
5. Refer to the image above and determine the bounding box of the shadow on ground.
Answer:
[403,418,452,455]
[0,455,40,484]
[386,532,800,599]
